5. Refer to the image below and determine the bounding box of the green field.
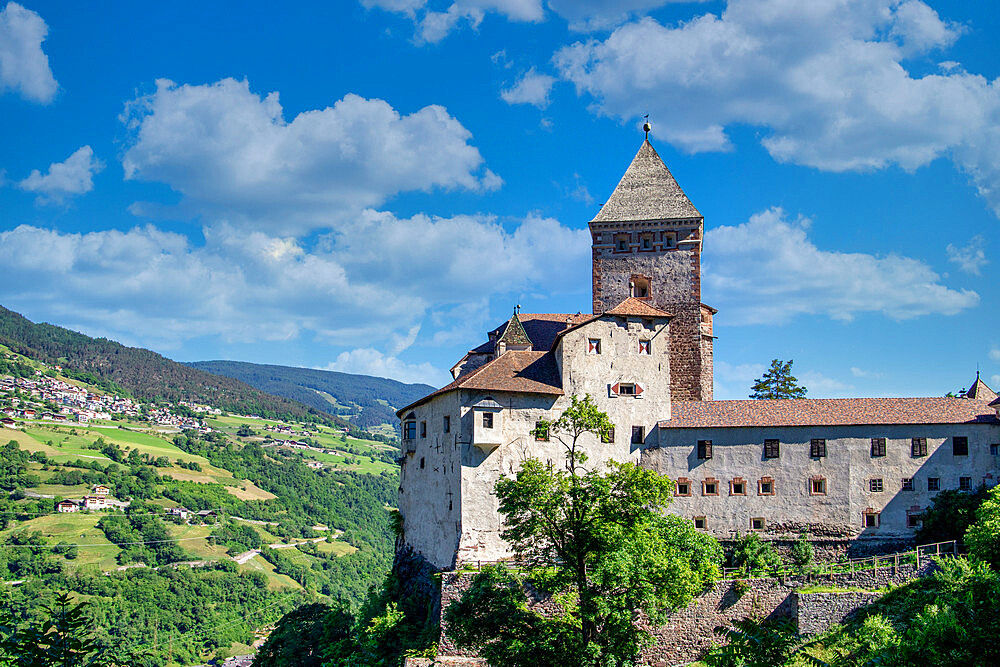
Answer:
[237,553,300,591]
[0,513,121,571]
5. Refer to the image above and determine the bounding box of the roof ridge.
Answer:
[591,139,701,223]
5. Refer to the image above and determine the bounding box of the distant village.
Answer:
[0,367,211,431]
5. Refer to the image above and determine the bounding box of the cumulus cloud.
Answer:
[554,0,1000,217]
[0,210,588,363]
[17,146,103,204]
[0,2,57,103]
[945,235,988,275]
[703,208,979,324]
[500,68,556,108]
[325,348,449,386]
[547,0,711,32]
[990,347,1000,362]
[363,0,544,42]
[121,78,500,234]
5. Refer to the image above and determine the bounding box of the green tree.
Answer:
[446,394,722,667]
[730,532,783,577]
[965,485,1000,569]
[916,487,988,544]
[253,603,353,667]
[0,592,100,666]
[704,618,803,667]
[749,359,807,400]
[790,532,814,573]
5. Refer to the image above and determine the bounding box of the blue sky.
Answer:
[1,0,997,399]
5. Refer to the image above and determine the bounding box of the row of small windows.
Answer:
[676,475,977,497]
[694,436,985,459]
[605,232,678,253]
[587,338,652,355]
[691,513,895,531]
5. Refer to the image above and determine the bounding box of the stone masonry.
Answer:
[437,561,935,667]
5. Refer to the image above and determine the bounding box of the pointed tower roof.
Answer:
[497,310,532,349]
[966,372,998,402]
[591,139,702,223]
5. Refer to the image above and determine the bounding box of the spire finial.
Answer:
[643,114,651,140]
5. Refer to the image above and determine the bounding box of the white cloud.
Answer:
[990,347,1000,362]
[500,68,556,108]
[324,348,449,386]
[364,0,544,42]
[0,209,588,359]
[0,2,57,103]
[554,0,1000,217]
[993,374,1000,386]
[945,235,988,275]
[850,366,884,379]
[547,0,710,32]
[121,78,500,234]
[17,146,103,204]
[713,359,765,399]
[798,370,853,397]
[703,207,979,324]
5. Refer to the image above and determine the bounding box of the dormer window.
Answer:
[483,412,494,429]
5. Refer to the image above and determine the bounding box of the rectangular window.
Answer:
[759,478,775,495]
[901,478,913,491]
[864,512,879,528]
[631,426,645,445]
[675,480,691,496]
[420,421,427,438]
[911,437,928,457]
[703,481,718,496]
[443,416,450,433]
[601,427,615,444]
[928,477,940,492]
[639,234,654,251]
[534,421,548,441]
[615,234,630,252]
[619,383,637,396]
[907,513,920,528]
[810,478,827,495]
[697,440,713,459]
[587,338,601,354]
[731,479,746,495]
[419,457,425,469]
[750,517,765,531]
[638,339,651,355]
[870,478,884,493]
[870,438,886,457]
[763,439,780,459]
[810,438,827,458]
[953,436,969,456]
[482,412,494,429]
[992,444,1000,456]
[403,421,416,440]
[960,476,972,491]
[693,516,707,529]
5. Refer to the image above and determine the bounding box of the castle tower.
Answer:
[590,137,714,400]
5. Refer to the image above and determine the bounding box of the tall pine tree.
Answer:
[749,359,807,399]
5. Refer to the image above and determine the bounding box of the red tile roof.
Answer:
[604,297,672,318]
[398,351,563,415]
[659,397,1000,429]
[470,313,592,355]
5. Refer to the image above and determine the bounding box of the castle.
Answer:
[396,137,1000,570]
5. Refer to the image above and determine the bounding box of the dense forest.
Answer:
[187,361,433,431]
[0,305,344,426]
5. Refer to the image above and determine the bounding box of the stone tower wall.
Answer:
[591,224,709,401]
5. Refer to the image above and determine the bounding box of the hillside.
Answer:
[0,305,342,426]
[188,360,434,433]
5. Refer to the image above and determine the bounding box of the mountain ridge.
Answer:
[186,359,434,432]
[0,304,345,427]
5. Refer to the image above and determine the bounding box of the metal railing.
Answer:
[454,540,961,578]
[719,539,960,580]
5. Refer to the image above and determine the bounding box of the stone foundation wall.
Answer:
[795,591,883,636]
[438,561,936,666]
